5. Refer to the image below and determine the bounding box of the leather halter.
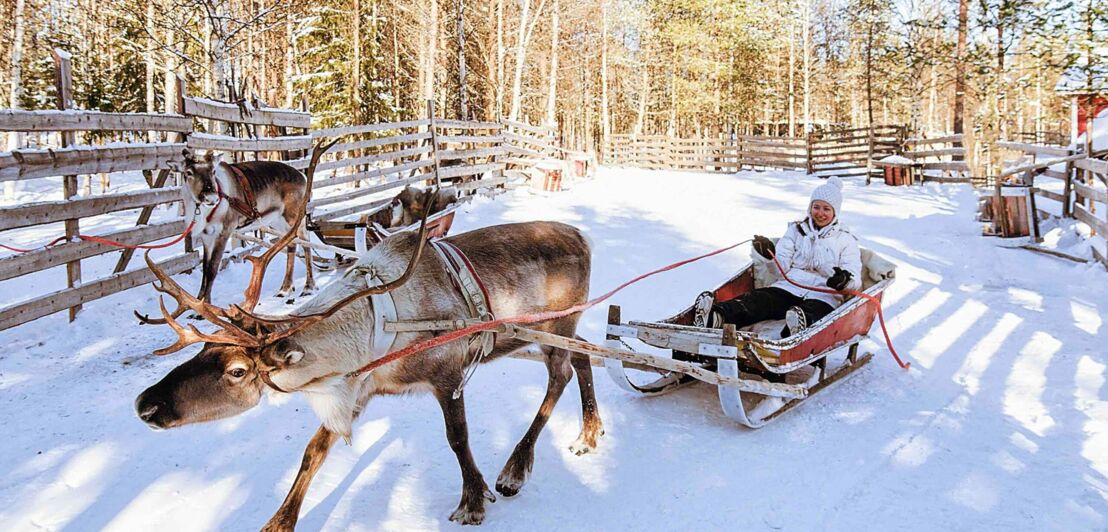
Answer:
[215,164,261,222]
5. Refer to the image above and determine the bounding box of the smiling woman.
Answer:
[690,176,863,339]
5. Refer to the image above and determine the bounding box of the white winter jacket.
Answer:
[755,218,863,308]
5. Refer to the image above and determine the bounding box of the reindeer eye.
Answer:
[228,367,247,379]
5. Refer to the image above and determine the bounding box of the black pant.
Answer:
[713,287,833,331]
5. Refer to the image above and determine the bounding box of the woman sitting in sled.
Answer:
[693,176,862,337]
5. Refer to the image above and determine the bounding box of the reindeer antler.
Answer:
[240,139,337,312]
[242,186,438,344]
[140,139,336,355]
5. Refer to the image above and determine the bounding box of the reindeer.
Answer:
[394,185,458,226]
[139,148,318,324]
[133,147,604,530]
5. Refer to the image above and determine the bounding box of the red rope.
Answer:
[768,252,910,369]
[350,239,753,376]
[1,220,195,253]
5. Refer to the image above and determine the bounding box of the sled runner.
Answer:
[603,247,896,428]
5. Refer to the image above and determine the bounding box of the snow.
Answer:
[878,154,915,165]
[1,168,1106,531]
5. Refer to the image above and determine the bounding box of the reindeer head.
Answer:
[135,141,436,430]
[170,148,223,207]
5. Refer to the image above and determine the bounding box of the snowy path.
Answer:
[0,168,1104,531]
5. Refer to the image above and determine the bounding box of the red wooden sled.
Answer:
[603,247,896,428]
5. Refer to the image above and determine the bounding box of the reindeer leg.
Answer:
[277,244,296,301]
[193,231,229,319]
[298,228,316,298]
[261,389,373,532]
[434,380,496,525]
[496,330,574,497]
[568,348,605,456]
[261,425,339,532]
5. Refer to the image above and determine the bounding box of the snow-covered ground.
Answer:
[0,167,1105,531]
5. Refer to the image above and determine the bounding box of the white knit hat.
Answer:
[810,176,844,217]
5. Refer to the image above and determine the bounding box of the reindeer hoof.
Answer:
[448,497,488,525]
[187,312,204,320]
[298,287,316,298]
[569,426,605,456]
[495,461,531,497]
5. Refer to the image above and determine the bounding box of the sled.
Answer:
[603,247,896,428]
[307,203,459,254]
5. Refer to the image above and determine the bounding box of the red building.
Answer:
[1056,57,1107,147]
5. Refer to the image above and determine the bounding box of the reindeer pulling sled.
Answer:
[374,243,897,430]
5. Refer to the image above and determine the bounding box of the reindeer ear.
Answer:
[282,350,305,365]
[208,152,224,166]
[181,148,194,162]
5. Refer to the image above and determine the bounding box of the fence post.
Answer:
[865,126,875,185]
[427,100,442,189]
[51,48,82,322]
[805,132,814,175]
[1061,161,1074,218]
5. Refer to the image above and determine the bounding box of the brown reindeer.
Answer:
[139,149,317,324]
[133,160,603,529]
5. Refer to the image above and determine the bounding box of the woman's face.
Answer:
[810,200,835,228]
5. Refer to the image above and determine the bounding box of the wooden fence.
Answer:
[0,51,199,330]
[0,49,558,332]
[602,125,905,178]
[902,134,971,183]
[992,140,1108,266]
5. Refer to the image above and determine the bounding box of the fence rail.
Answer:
[602,126,904,178]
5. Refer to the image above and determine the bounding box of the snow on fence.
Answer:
[602,125,905,179]
[0,50,559,333]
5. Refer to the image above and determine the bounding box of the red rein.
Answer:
[768,253,909,369]
[1,219,195,253]
[351,239,909,377]
[349,239,753,376]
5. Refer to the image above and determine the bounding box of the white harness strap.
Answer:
[365,272,399,356]
[430,239,496,397]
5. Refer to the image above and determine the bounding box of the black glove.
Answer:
[752,235,775,259]
[826,267,853,291]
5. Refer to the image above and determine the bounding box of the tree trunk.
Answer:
[802,0,811,132]
[145,2,156,117]
[601,1,610,144]
[865,23,873,127]
[634,66,648,135]
[285,12,295,107]
[457,0,468,120]
[496,0,505,119]
[788,14,796,137]
[424,0,438,106]
[353,0,362,123]
[508,0,532,121]
[545,0,558,125]
[953,0,967,136]
[5,0,26,199]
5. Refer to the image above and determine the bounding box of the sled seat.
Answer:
[739,246,897,340]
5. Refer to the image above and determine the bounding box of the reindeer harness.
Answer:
[209,164,261,223]
[430,239,497,396]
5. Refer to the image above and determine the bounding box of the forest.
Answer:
[1,0,1105,152]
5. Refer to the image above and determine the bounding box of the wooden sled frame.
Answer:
[602,258,895,429]
[307,202,460,254]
